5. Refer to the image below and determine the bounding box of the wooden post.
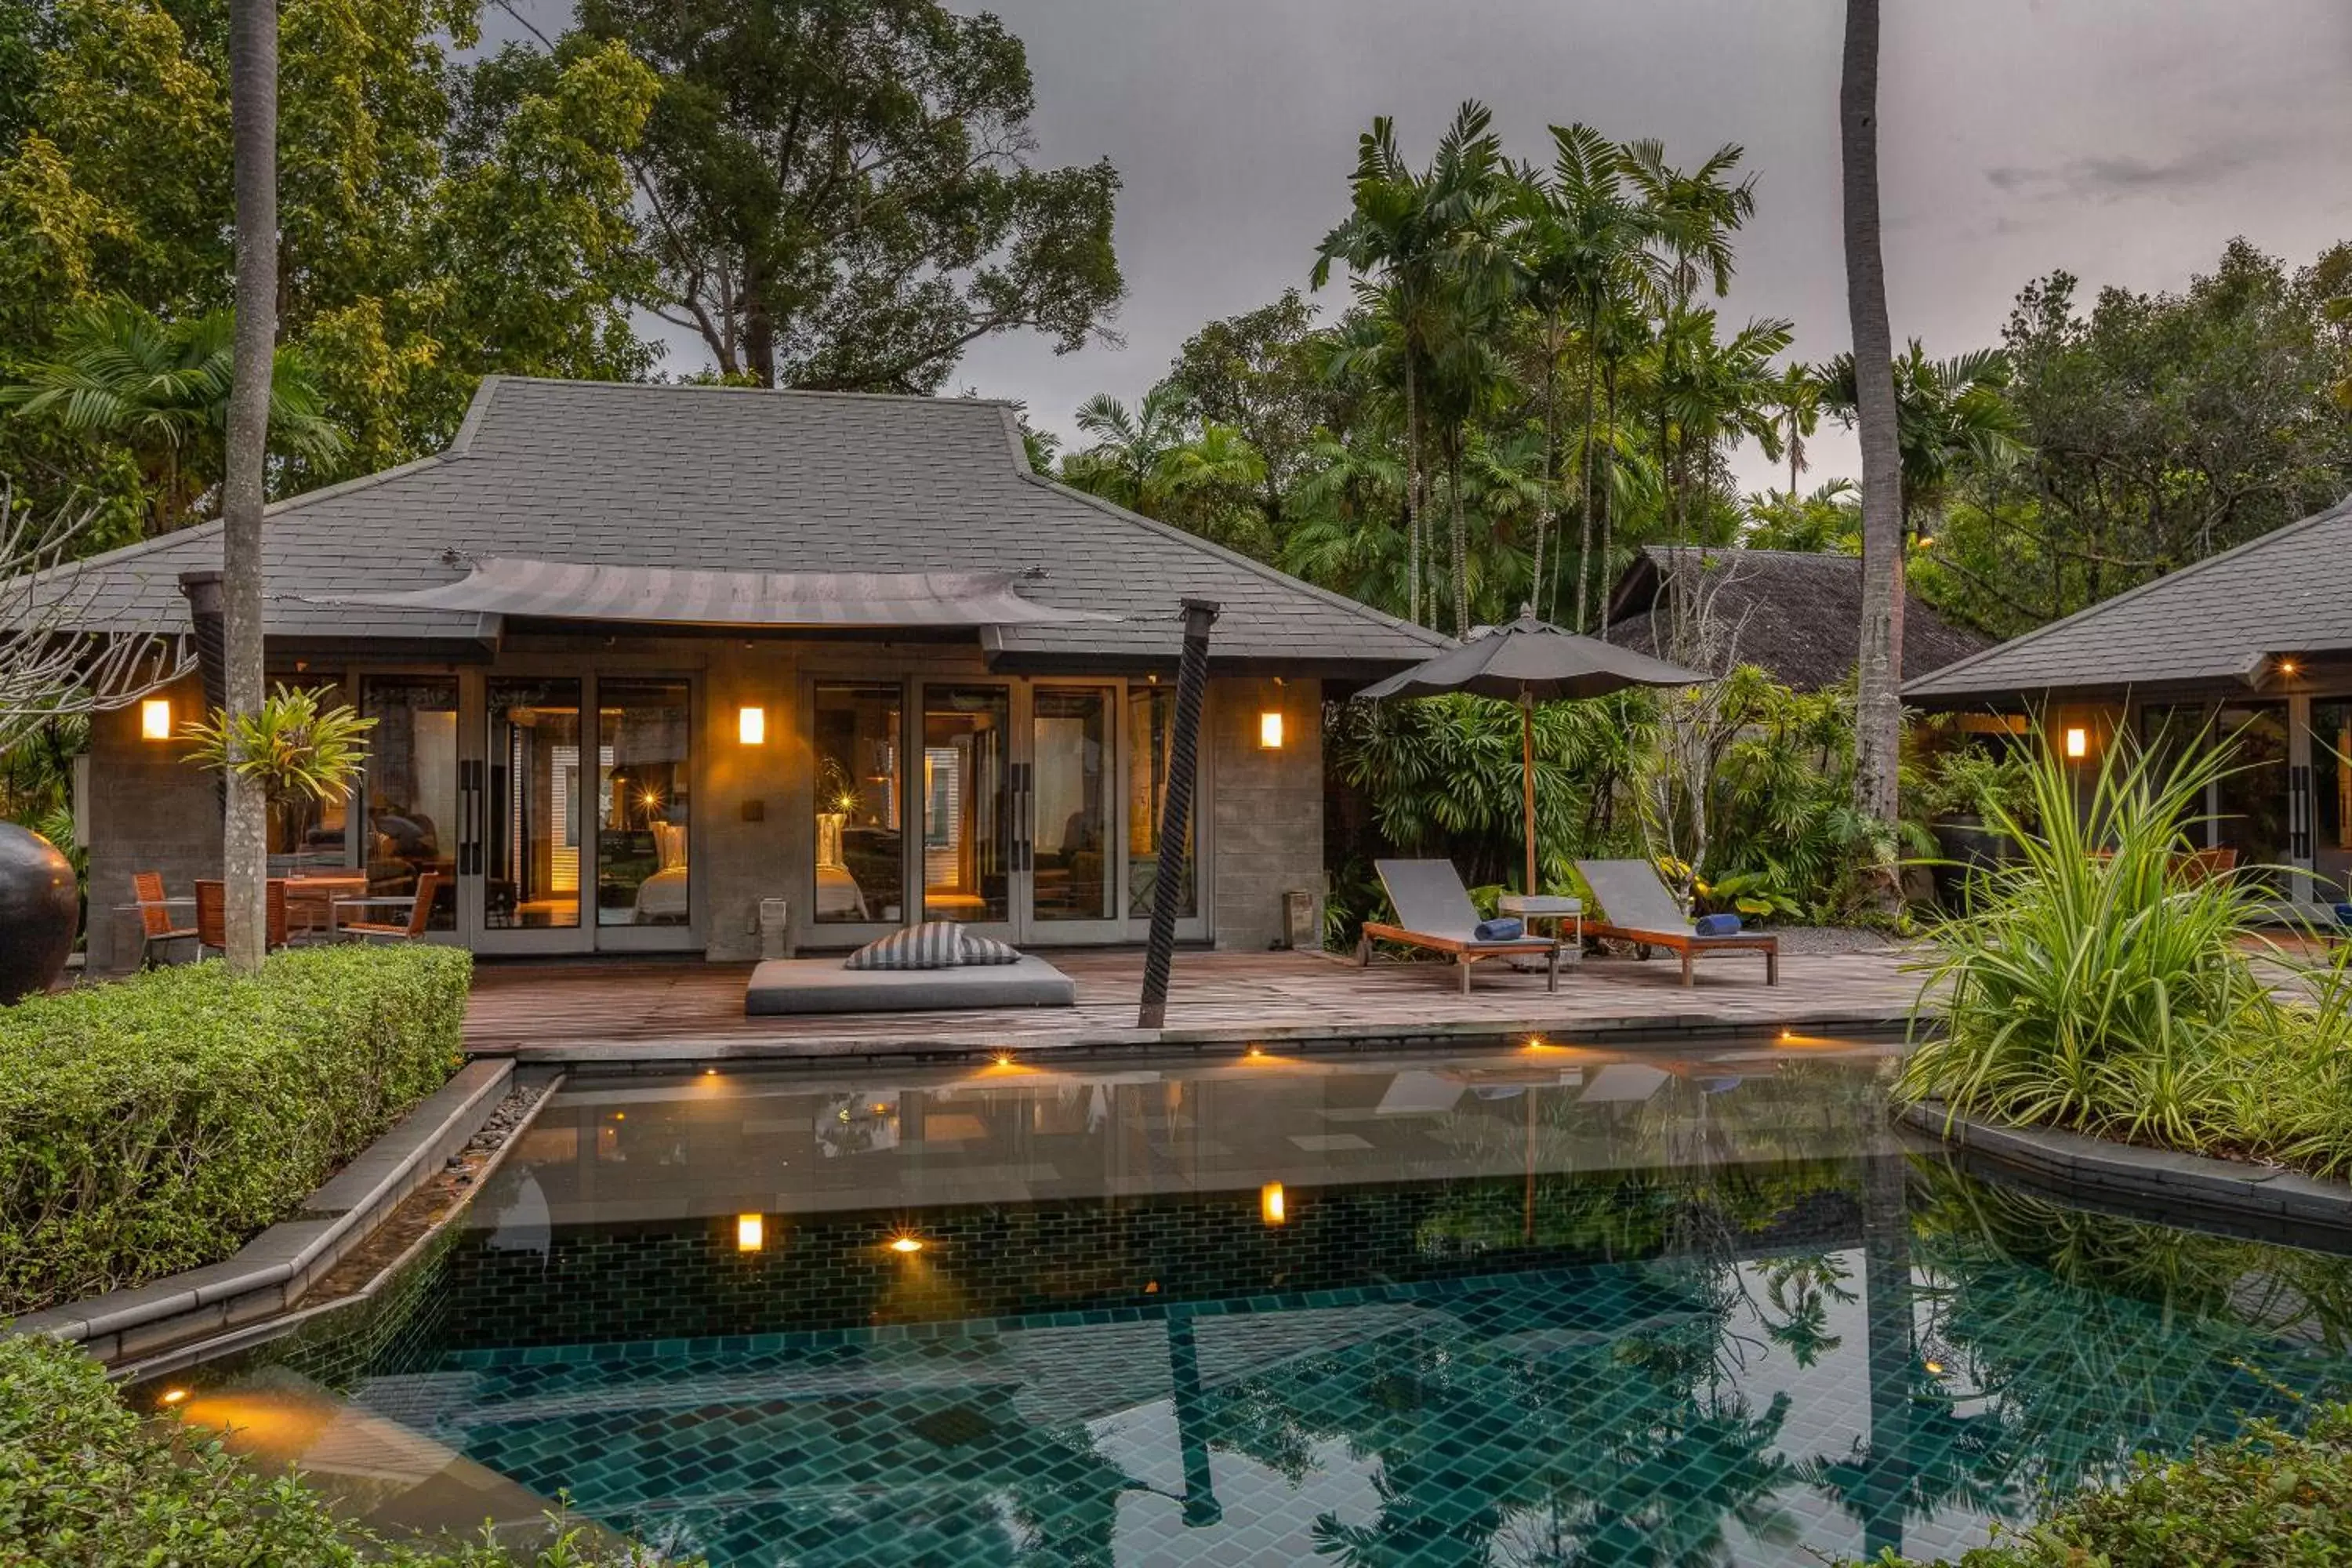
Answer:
[1520,687,1537,895]
[1139,599,1218,1030]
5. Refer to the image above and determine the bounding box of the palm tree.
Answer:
[0,299,344,535]
[220,0,279,971]
[1817,341,2025,538]
[1769,362,1823,502]
[1315,101,1514,634]
[1156,422,1272,554]
[1648,306,1792,543]
[1282,432,1410,614]
[1061,386,1192,513]
[1514,124,1666,630]
[1620,137,1757,310]
[1841,0,1906,879]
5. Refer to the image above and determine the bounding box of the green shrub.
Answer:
[0,1330,670,1566]
[1900,729,2352,1173]
[1880,1403,2352,1566]
[0,944,472,1316]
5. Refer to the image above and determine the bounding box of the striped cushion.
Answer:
[844,920,967,971]
[959,932,1022,965]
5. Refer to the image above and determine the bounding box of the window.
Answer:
[1127,684,1196,920]
[597,680,691,926]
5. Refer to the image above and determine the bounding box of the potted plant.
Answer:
[181,684,375,874]
[1919,746,2036,907]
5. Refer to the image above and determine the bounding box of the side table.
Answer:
[1500,893,1582,968]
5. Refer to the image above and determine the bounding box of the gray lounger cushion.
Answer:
[746,954,1077,1015]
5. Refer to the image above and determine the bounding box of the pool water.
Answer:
[174,1041,2352,1566]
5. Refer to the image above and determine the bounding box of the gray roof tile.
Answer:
[21,378,1450,668]
[1903,495,2352,700]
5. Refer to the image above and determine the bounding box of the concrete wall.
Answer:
[85,673,219,973]
[1209,677,1324,951]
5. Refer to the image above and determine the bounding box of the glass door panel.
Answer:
[2214,702,2289,891]
[2316,702,2352,902]
[485,679,583,931]
[922,685,1011,925]
[360,676,459,931]
[1127,684,1198,926]
[1032,686,1114,924]
[597,680,691,928]
[812,682,905,926]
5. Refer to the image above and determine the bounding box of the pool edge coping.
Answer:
[13,1059,516,1367]
[1899,1099,2352,1234]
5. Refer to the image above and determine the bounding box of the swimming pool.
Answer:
[165,1040,2352,1566]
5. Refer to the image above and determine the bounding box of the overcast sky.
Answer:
[547,0,2352,494]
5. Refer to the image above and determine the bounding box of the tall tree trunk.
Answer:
[1448,439,1468,637]
[1571,307,1599,631]
[1404,355,1423,627]
[1596,360,1619,635]
[1534,307,1560,621]
[742,256,776,387]
[222,0,276,975]
[1843,0,1905,851]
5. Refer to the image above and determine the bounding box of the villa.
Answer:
[1905,493,2352,911]
[41,378,1446,972]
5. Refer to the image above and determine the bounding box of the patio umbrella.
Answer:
[1356,607,1707,898]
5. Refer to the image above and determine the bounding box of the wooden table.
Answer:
[282,874,368,941]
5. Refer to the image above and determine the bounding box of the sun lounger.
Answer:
[1573,859,1778,986]
[1356,858,1563,993]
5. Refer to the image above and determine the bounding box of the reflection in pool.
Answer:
[175,1043,2352,1566]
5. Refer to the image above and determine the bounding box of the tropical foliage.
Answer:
[0,0,1118,543]
[1900,728,2352,1174]
[178,681,375,807]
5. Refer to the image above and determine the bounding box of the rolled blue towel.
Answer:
[1693,913,1744,936]
[1473,916,1524,942]
[2335,903,2352,931]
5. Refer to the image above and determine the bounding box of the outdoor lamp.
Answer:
[1258,710,1285,750]
[140,698,172,741]
[737,705,766,745]
[735,1214,764,1252]
[1260,1181,1287,1225]
[2063,726,2089,760]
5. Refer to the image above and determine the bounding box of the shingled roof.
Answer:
[18,377,1448,671]
[1904,495,2352,702]
[1602,546,1990,691]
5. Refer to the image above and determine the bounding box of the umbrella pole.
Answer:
[1520,687,1537,896]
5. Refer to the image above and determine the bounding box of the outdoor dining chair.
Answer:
[131,871,197,967]
[333,871,441,943]
[192,878,290,956]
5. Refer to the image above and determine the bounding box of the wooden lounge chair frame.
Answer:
[1574,859,1778,987]
[1356,858,1563,994]
[132,870,197,967]
[336,871,441,942]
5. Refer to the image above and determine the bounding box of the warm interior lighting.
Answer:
[993,1052,1014,1068]
[889,1235,925,1254]
[2280,659,2299,676]
[1923,1359,1945,1375]
[1258,710,1285,749]
[158,1387,189,1406]
[735,1214,764,1251]
[2063,726,2089,760]
[140,699,172,741]
[1260,1181,1287,1225]
[737,705,766,745]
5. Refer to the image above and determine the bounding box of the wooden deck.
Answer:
[464,945,1927,1064]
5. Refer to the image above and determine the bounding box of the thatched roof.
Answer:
[1602,546,1991,692]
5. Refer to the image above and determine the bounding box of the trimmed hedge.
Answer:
[1886,1405,2352,1566]
[0,1331,669,1566]
[0,945,472,1316]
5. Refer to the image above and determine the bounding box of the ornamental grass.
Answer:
[0,944,471,1316]
[1900,728,2352,1176]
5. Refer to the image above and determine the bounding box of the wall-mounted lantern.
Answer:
[1258,710,1285,750]
[737,706,766,745]
[2063,726,2089,760]
[140,699,172,741]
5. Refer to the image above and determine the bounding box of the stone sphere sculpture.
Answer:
[0,822,78,1004]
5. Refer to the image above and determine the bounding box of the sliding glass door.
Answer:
[809,677,1206,947]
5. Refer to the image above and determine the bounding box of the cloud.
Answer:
[1984,142,2272,204]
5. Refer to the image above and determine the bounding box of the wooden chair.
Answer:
[193,879,289,956]
[132,871,198,967]
[336,871,441,943]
